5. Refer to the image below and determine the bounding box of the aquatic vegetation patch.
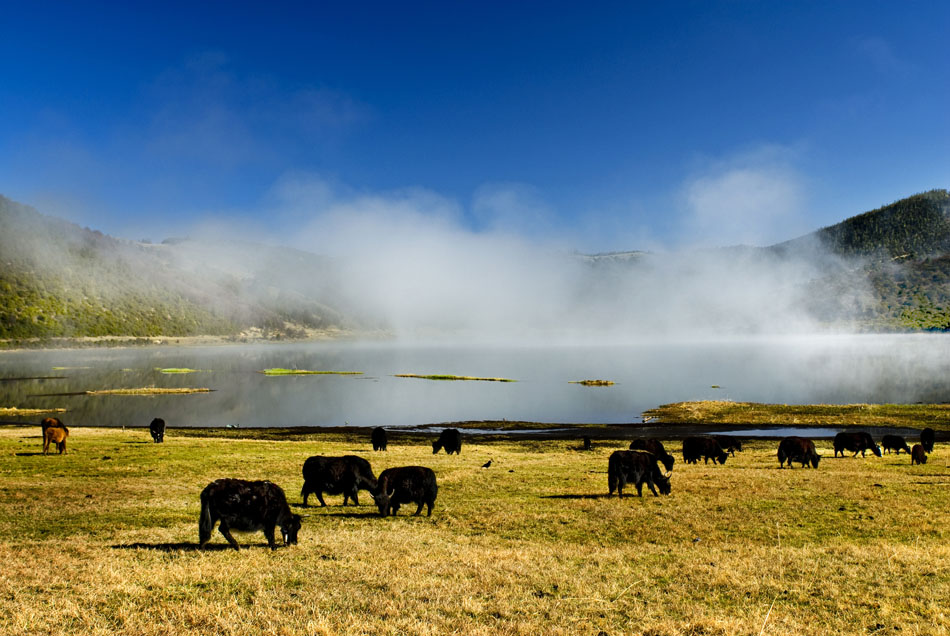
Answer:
[569,380,615,386]
[0,406,67,417]
[87,387,213,396]
[157,368,206,374]
[395,374,516,382]
[259,368,363,376]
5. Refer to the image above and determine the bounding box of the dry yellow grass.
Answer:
[0,426,947,635]
[0,406,66,417]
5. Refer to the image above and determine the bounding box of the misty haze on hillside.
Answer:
[5,186,948,342]
[161,183,876,342]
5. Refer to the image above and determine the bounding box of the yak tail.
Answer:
[198,491,213,546]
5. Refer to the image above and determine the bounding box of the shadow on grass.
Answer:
[111,542,285,552]
[15,452,53,457]
[325,511,382,519]
[541,493,614,500]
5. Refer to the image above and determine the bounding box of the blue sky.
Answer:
[1,1,948,251]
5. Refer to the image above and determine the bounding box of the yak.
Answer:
[881,434,911,455]
[372,466,438,517]
[682,436,728,465]
[301,455,377,507]
[833,432,882,458]
[149,418,166,443]
[42,421,69,455]
[911,444,928,465]
[628,438,675,472]
[921,428,935,453]
[199,479,301,551]
[608,450,671,497]
[432,428,462,455]
[371,427,388,451]
[777,436,820,469]
[712,435,743,456]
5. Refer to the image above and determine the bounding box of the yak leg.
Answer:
[426,500,433,516]
[43,436,50,455]
[316,491,327,507]
[217,522,241,551]
[414,501,424,515]
[59,441,66,454]
[391,503,400,515]
[635,481,644,497]
[645,479,659,496]
[263,526,277,550]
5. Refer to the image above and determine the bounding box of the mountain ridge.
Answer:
[1,189,949,342]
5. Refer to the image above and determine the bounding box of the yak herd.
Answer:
[36,418,940,551]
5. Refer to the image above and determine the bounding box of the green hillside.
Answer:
[0,196,350,341]
[815,190,950,330]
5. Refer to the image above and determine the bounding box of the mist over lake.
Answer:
[2,334,947,429]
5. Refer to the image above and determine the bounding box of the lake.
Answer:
[1,334,948,429]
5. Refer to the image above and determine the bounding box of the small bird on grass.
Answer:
[481,460,492,468]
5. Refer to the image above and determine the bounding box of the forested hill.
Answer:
[2,190,949,341]
[779,189,950,259]
[0,196,353,341]
[773,189,950,330]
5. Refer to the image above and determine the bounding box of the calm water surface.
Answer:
[1,335,947,428]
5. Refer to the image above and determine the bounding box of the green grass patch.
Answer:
[395,373,516,382]
[157,368,206,374]
[644,400,950,431]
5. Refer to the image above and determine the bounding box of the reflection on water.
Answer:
[0,335,948,428]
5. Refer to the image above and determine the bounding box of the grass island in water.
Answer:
[259,368,363,376]
[394,374,516,382]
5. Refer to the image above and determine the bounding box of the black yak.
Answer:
[301,455,377,507]
[371,427,388,451]
[682,436,728,465]
[921,428,935,453]
[881,434,911,455]
[608,450,671,497]
[432,428,461,455]
[372,466,438,516]
[833,432,882,458]
[777,436,820,469]
[149,418,166,443]
[628,438,675,472]
[911,444,927,465]
[712,435,742,456]
[199,479,301,551]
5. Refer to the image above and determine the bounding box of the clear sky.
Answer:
[1,1,948,252]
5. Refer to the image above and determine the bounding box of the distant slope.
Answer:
[0,196,352,340]
[794,190,950,330]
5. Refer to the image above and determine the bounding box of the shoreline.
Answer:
[2,419,942,443]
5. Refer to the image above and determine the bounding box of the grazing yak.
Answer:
[41,418,68,455]
[833,432,882,458]
[199,479,301,551]
[921,428,935,453]
[372,466,438,517]
[432,428,462,455]
[608,450,671,497]
[911,444,928,465]
[881,434,911,455]
[582,436,592,451]
[712,435,742,456]
[149,418,166,443]
[777,436,820,469]
[682,436,728,465]
[371,427,388,451]
[301,455,377,507]
[628,438,675,472]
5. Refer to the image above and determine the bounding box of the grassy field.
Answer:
[0,425,947,635]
